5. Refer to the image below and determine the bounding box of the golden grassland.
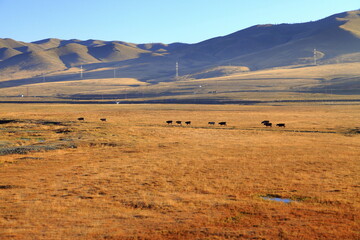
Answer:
[0,78,147,97]
[0,103,359,239]
[1,63,360,102]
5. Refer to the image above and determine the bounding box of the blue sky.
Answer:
[1,0,359,44]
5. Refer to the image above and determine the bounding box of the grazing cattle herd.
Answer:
[76,117,285,128]
[165,120,286,128]
[77,117,108,122]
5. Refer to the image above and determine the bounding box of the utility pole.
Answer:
[313,49,317,65]
[114,68,116,78]
[176,61,179,78]
[80,65,83,79]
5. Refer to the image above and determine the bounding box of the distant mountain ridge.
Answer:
[0,10,359,81]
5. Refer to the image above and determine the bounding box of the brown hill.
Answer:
[0,38,28,49]
[0,50,66,80]
[50,43,100,67]
[0,47,22,61]
[188,66,250,79]
[32,38,62,50]
[0,10,359,90]
[88,42,151,62]
[177,10,360,69]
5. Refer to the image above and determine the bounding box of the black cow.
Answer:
[166,120,173,125]
[78,117,85,121]
[218,122,227,126]
[208,122,215,125]
[264,122,272,127]
[100,118,107,122]
[176,121,182,125]
[185,121,191,125]
[261,120,270,125]
[276,123,286,127]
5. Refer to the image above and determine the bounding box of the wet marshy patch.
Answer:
[0,118,79,156]
[0,142,77,156]
[0,119,17,124]
[37,120,66,126]
[261,194,310,203]
[0,141,10,147]
[55,128,72,134]
[19,138,31,141]
[17,157,44,160]
[89,142,119,147]
[121,200,158,210]
[327,189,341,192]
[262,196,293,203]
[0,185,17,189]
[346,127,360,135]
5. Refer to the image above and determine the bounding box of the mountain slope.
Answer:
[0,10,359,84]
[176,10,360,69]
[50,43,100,67]
[0,50,66,80]
[88,42,152,62]
[0,47,22,61]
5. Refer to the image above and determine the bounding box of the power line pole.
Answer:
[313,49,317,65]
[176,61,179,78]
[80,65,83,79]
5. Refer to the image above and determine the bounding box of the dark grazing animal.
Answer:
[100,118,107,122]
[77,117,84,121]
[276,123,285,127]
[208,122,215,125]
[218,122,227,126]
[261,120,270,125]
[185,121,191,125]
[176,121,182,125]
[264,122,272,127]
[166,120,173,125]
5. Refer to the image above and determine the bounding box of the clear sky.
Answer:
[1,0,359,44]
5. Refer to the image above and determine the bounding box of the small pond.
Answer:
[262,197,293,203]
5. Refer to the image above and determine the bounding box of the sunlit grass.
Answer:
[0,103,359,239]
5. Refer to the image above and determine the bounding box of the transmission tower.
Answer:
[80,65,83,79]
[176,61,179,78]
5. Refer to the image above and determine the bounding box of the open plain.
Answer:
[0,103,359,239]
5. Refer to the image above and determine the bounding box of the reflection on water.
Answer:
[262,197,293,203]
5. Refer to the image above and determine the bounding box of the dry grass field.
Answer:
[1,63,360,103]
[0,103,359,239]
[0,78,147,97]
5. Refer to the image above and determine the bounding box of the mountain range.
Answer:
[0,10,359,98]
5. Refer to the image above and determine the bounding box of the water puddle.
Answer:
[20,138,31,141]
[262,197,293,203]
[261,194,301,203]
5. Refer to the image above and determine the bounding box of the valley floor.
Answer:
[0,104,359,239]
